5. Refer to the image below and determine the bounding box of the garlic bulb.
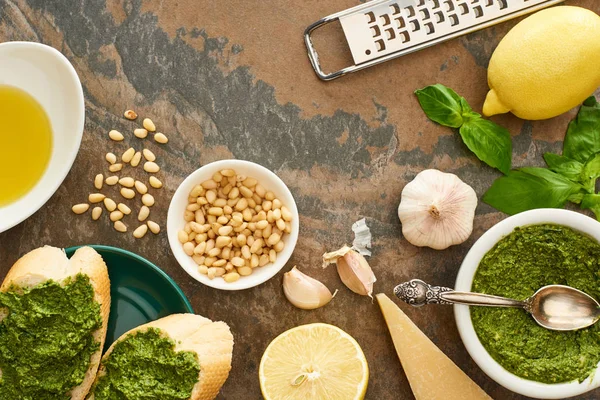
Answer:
[283,266,336,310]
[323,246,376,297]
[397,169,477,250]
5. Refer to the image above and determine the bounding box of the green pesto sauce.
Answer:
[92,328,200,400]
[471,224,600,384]
[0,274,102,399]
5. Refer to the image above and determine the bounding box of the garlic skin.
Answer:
[283,266,335,310]
[323,246,377,297]
[397,169,477,250]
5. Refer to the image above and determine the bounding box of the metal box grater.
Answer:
[305,0,564,81]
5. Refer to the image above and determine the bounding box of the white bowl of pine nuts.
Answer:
[167,160,299,290]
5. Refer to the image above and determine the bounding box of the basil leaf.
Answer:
[483,169,583,215]
[568,193,585,204]
[563,96,600,163]
[414,84,464,128]
[459,118,512,175]
[581,194,600,221]
[580,152,600,192]
[543,153,584,182]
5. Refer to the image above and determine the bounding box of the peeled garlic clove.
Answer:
[397,169,477,250]
[323,246,377,298]
[283,266,335,310]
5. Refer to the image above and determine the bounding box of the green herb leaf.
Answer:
[543,153,584,182]
[563,96,600,163]
[580,152,600,193]
[568,193,585,204]
[483,169,583,215]
[459,118,512,175]
[414,84,464,128]
[581,194,600,220]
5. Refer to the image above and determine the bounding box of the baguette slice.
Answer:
[88,313,234,400]
[1,245,110,400]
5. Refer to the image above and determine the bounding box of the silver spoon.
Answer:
[395,279,600,331]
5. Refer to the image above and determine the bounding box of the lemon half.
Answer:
[259,323,369,400]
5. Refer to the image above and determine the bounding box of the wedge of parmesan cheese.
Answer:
[376,294,492,400]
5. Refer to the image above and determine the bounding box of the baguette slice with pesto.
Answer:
[88,313,234,400]
[0,245,111,400]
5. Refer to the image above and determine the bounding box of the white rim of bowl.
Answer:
[167,159,299,290]
[0,42,85,232]
[455,209,600,399]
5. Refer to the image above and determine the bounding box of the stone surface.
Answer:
[1,0,599,399]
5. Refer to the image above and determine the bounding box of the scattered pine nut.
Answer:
[92,207,102,220]
[144,161,159,173]
[135,180,148,194]
[117,203,131,215]
[120,187,135,199]
[142,149,156,162]
[88,193,105,203]
[105,153,117,164]
[141,193,155,207]
[147,220,160,234]
[130,151,142,167]
[94,174,103,190]
[119,177,135,187]
[138,205,150,221]
[122,148,135,163]
[114,220,127,232]
[105,176,119,186]
[142,118,156,132]
[104,198,117,212]
[109,163,123,173]
[149,176,163,189]
[124,109,137,120]
[109,130,124,141]
[72,204,89,214]
[134,128,148,139]
[110,210,124,221]
[133,224,148,239]
[154,133,168,144]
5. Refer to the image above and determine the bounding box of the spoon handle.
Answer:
[394,279,525,308]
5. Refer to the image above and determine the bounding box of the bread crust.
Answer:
[1,245,110,400]
[89,313,234,400]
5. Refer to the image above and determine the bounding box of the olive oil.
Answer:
[0,85,52,207]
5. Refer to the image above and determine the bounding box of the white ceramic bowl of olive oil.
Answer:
[0,42,84,233]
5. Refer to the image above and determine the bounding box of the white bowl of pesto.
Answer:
[455,209,600,399]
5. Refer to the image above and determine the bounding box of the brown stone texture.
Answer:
[1,0,599,399]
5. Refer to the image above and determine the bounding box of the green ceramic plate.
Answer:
[65,245,193,350]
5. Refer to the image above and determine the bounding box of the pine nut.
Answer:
[259,254,270,267]
[110,210,124,221]
[142,149,156,162]
[183,242,195,256]
[237,266,252,276]
[109,130,124,141]
[118,203,132,215]
[243,177,258,188]
[134,128,148,139]
[142,118,156,132]
[147,220,160,234]
[138,205,150,222]
[142,193,155,207]
[149,176,162,188]
[206,190,217,204]
[119,177,134,187]
[94,174,103,190]
[105,176,119,186]
[88,193,105,203]
[190,185,204,197]
[276,218,286,231]
[267,233,281,246]
[92,206,102,220]
[122,147,135,163]
[223,272,240,283]
[124,109,137,120]
[274,240,284,252]
[72,204,89,214]
[281,206,292,222]
[255,184,266,197]
[198,265,208,274]
[216,236,232,248]
[106,152,117,164]
[121,188,135,199]
[130,151,142,167]
[208,247,221,258]
[133,224,148,239]
[220,169,235,177]
[109,163,123,173]
[269,249,277,263]
[103,198,117,212]
[144,161,159,173]
[250,239,263,254]
[114,220,127,232]
[231,257,245,267]
[194,241,207,255]
[154,133,168,144]
[184,210,194,222]
[251,254,259,268]
[256,220,269,230]
[135,180,148,194]
[240,186,253,198]
[201,180,218,189]
[178,230,189,243]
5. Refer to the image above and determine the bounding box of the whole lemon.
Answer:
[483,6,600,120]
